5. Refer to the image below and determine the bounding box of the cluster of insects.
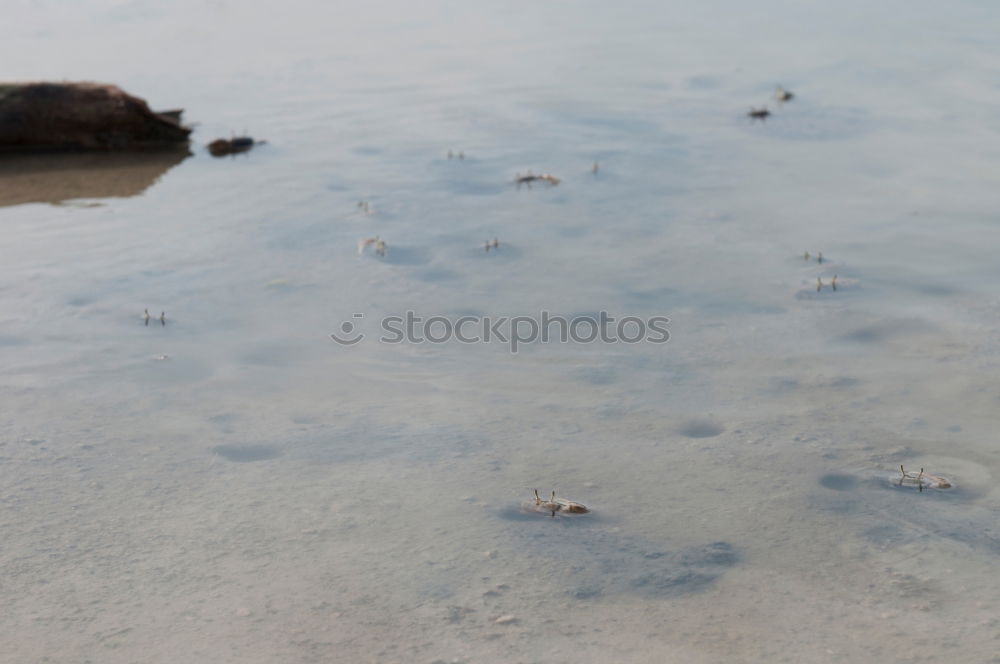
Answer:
[800,251,851,295]
[355,159,571,259]
[747,85,795,122]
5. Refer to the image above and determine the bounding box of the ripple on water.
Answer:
[819,473,859,491]
[500,508,738,600]
[212,444,282,462]
[677,419,725,438]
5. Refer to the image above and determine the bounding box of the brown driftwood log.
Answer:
[0,82,191,151]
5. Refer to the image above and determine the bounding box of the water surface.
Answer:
[3,1,1000,662]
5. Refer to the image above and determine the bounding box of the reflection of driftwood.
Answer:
[0,148,190,207]
[0,82,190,151]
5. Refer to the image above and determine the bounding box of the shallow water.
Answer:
[3,1,1000,662]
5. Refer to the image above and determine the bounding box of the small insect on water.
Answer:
[358,236,387,257]
[514,171,560,189]
[747,106,771,122]
[523,489,590,518]
[774,85,795,103]
[896,465,952,492]
[142,308,166,325]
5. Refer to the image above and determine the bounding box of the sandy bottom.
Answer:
[4,2,1000,660]
[3,341,999,664]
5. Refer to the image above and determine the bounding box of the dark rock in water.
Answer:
[156,109,185,122]
[0,82,191,151]
[208,136,260,157]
